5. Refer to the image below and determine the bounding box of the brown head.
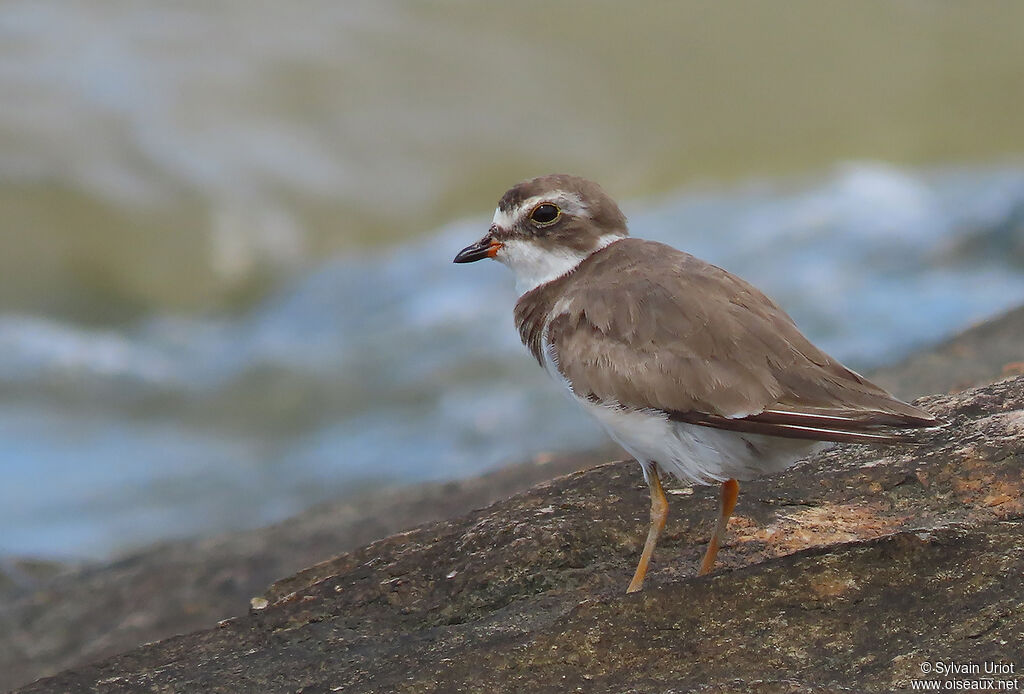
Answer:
[453,174,629,293]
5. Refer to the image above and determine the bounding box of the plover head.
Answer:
[453,174,629,294]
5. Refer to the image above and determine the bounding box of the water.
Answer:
[2,2,1023,319]
[2,161,1024,558]
[2,2,1024,559]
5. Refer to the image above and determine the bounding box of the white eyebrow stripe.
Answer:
[491,191,587,229]
[492,206,514,228]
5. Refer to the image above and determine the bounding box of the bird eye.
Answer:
[529,203,560,226]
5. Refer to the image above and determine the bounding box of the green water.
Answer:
[0,1,1022,321]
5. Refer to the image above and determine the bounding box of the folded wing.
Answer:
[543,239,940,444]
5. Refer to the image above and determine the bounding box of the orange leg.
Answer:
[698,479,739,576]
[626,464,669,593]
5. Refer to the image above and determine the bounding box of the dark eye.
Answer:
[530,203,560,225]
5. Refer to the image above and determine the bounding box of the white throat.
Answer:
[497,235,622,294]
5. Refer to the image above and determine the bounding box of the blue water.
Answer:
[2,161,1024,559]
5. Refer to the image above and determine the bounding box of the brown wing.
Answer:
[543,238,939,444]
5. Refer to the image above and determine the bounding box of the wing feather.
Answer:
[535,238,939,444]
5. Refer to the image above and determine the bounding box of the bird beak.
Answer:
[453,235,502,263]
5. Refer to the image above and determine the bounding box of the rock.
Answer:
[0,557,69,604]
[871,304,1024,399]
[16,375,1024,693]
[0,448,609,692]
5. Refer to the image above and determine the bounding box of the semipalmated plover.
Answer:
[455,174,938,593]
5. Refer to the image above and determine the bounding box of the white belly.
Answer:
[579,398,818,485]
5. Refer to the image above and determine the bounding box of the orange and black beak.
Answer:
[453,235,502,263]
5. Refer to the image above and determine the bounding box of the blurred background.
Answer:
[2,1,1023,560]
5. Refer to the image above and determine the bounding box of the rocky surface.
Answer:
[871,304,1024,399]
[15,374,1024,693]
[0,448,611,692]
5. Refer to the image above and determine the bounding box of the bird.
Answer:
[454,174,939,593]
